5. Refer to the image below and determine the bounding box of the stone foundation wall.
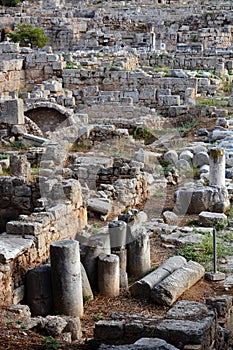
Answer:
[0,178,87,306]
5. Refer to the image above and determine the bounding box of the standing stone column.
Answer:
[127,230,151,278]
[81,236,110,291]
[209,148,225,187]
[50,240,83,317]
[109,221,127,249]
[98,254,120,297]
[26,265,52,316]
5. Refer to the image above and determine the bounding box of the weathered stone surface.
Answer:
[81,263,94,301]
[199,211,227,227]
[0,235,34,263]
[162,211,179,226]
[99,338,179,349]
[151,261,205,306]
[174,185,230,214]
[130,256,186,299]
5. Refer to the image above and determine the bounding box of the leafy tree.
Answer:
[0,0,22,7]
[8,23,49,48]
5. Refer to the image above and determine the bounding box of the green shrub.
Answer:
[0,0,22,7]
[42,336,61,350]
[8,23,48,48]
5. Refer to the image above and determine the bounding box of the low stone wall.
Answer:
[95,297,233,349]
[0,178,87,306]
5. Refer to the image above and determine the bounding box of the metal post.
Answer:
[213,228,217,273]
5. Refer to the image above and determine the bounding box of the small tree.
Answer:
[8,23,49,48]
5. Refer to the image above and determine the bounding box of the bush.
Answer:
[8,23,48,48]
[0,0,22,7]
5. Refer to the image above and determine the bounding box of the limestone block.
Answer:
[158,95,180,107]
[10,154,31,181]
[88,198,112,215]
[0,42,20,53]
[199,211,227,227]
[62,179,82,206]
[0,234,33,263]
[53,61,66,70]
[175,159,192,173]
[94,320,125,343]
[130,256,186,299]
[139,86,156,101]
[162,211,179,226]
[13,285,25,304]
[14,185,31,197]
[193,152,209,167]
[151,260,205,306]
[11,124,27,136]
[179,150,193,163]
[0,99,24,125]
[174,185,230,214]
[99,338,179,349]
[44,80,63,92]
[164,150,178,165]
[154,316,214,349]
[43,315,68,336]
[63,316,82,340]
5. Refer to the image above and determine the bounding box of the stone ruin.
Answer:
[1,0,233,348]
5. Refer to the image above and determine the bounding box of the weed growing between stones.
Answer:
[177,231,233,270]
[42,336,61,350]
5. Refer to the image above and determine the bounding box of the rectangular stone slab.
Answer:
[0,234,34,263]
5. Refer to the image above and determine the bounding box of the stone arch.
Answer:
[24,102,73,134]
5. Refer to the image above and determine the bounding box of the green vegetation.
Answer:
[177,230,233,270]
[83,295,92,303]
[196,98,228,107]
[93,314,105,321]
[8,23,49,48]
[176,120,199,133]
[153,66,170,75]
[1,167,10,176]
[42,336,61,350]
[222,78,232,94]
[0,0,22,7]
[65,61,82,69]
[131,125,156,145]
[0,153,9,160]
[190,34,198,42]
[10,140,26,149]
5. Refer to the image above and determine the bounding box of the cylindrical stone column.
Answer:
[127,231,151,278]
[26,265,52,316]
[98,254,120,297]
[109,221,127,249]
[50,240,83,317]
[209,147,225,187]
[111,248,127,271]
[81,237,111,291]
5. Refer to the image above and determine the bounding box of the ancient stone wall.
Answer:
[0,178,87,306]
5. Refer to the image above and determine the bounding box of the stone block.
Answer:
[199,211,227,227]
[0,235,34,263]
[94,320,125,343]
[0,99,24,125]
[174,185,230,215]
